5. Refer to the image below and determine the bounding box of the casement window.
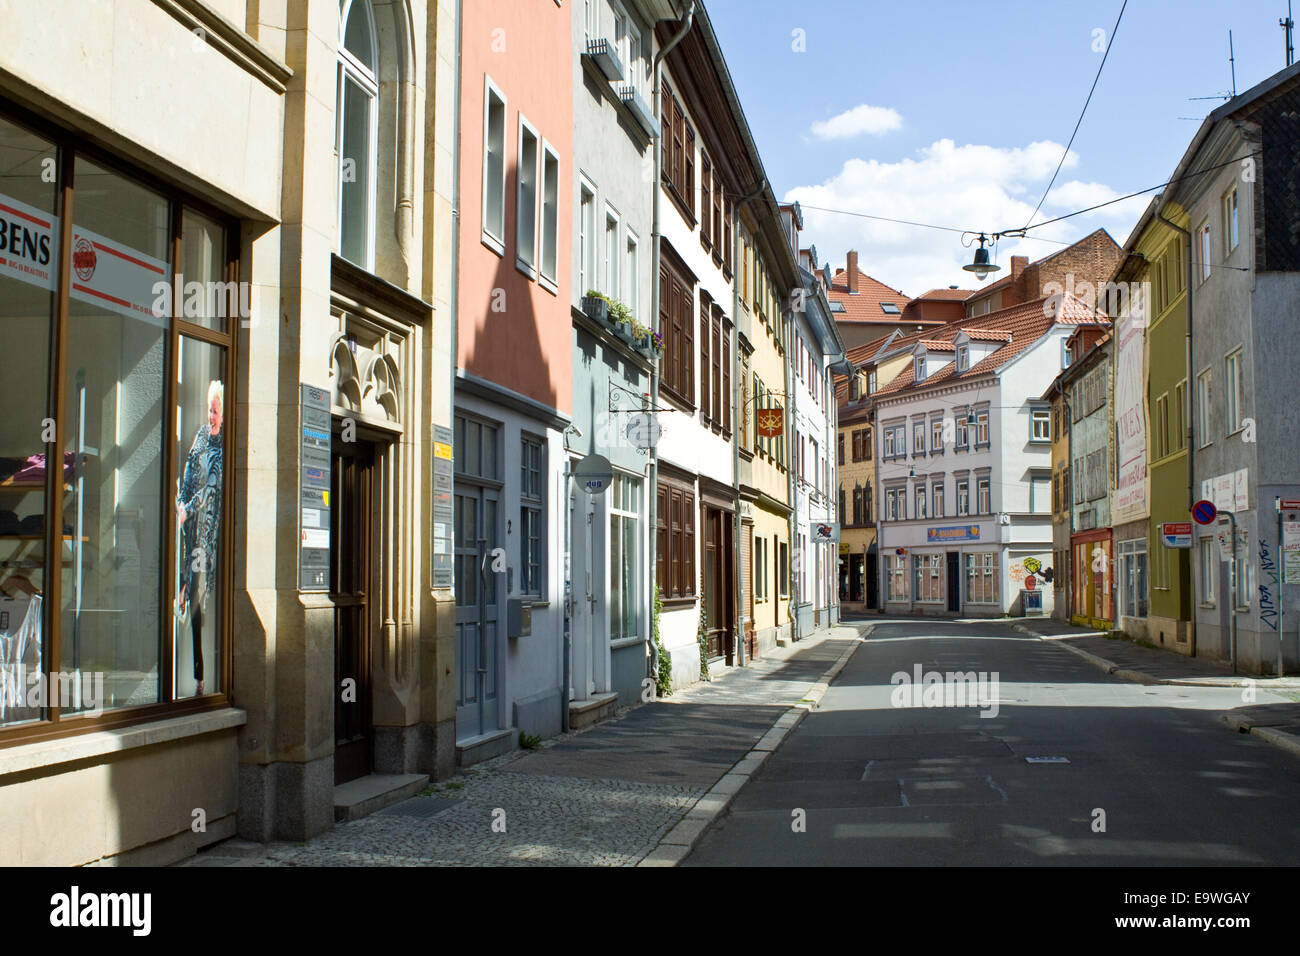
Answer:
[699,291,713,423]
[660,79,695,221]
[722,314,733,436]
[864,484,872,522]
[975,411,989,447]
[338,0,380,268]
[0,112,240,738]
[932,482,945,517]
[1197,221,1211,282]
[977,477,990,514]
[1224,348,1244,434]
[915,485,927,519]
[883,428,896,459]
[1030,475,1050,513]
[516,116,540,276]
[1156,391,1174,455]
[957,479,970,516]
[1197,369,1213,446]
[1223,185,1239,255]
[1173,381,1186,451]
[1073,456,1085,504]
[914,356,925,382]
[658,256,694,405]
[778,541,789,598]
[868,370,877,394]
[886,555,909,602]
[838,435,845,466]
[886,486,905,521]
[625,231,639,318]
[1061,338,1072,369]
[655,480,696,599]
[604,205,620,301]
[481,75,507,254]
[699,152,712,249]
[955,414,969,451]
[850,429,863,462]
[540,142,560,287]
[1198,536,1215,604]
[914,554,943,602]
[851,486,862,525]
[579,180,596,295]
[931,418,944,453]
[608,474,641,640]
[838,485,846,525]
[913,421,926,456]
[864,428,873,461]
[957,345,969,372]
[965,553,999,604]
[1030,407,1050,442]
[520,436,545,596]
[711,168,723,266]
[723,200,734,278]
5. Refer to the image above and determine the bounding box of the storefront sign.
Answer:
[299,384,331,590]
[927,524,980,543]
[1284,519,1300,586]
[432,424,454,588]
[810,521,839,543]
[1160,522,1193,548]
[0,192,58,291]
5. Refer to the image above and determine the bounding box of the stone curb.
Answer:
[635,623,868,867]
[1020,623,1300,763]
[1219,713,1300,760]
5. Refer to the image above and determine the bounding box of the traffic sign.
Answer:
[1161,522,1193,548]
[1281,499,1300,511]
[1192,500,1217,525]
[572,454,614,495]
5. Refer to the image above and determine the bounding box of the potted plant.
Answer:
[582,289,610,323]
[607,297,634,340]
[629,317,662,355]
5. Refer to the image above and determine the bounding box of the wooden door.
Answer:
[332,439,375,785]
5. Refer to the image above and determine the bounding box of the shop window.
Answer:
[338,0,380,268]
[609,475,640,640]
[965,552,999,604]
[0,115,237,740]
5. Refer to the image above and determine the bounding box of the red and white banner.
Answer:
[0,189,169,325]
[0,192,58,292]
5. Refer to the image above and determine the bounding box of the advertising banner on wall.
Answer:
[1113,311,1148,521]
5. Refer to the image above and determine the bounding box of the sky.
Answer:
[707,0,1295,297]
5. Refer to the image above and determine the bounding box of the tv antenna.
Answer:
[1230,29,1238,96]
[1284,1,1296,67]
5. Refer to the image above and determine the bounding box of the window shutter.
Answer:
[656,484,668,597]
[685,125,695,218]
[700,154,712,246]
[683,493,695,595]
[711,309,721,427]
[722,319,732,434]
[683,280,694,403]
[699,294,710,422]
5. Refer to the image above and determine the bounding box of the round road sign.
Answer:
[1192,499,1217,525]
[573,454,614,495]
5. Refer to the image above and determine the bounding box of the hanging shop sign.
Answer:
[1160,522,1193,548]
[810,521,839,543]
[299,384,331,591]
[573,453,614,495]
[625,412,661,450]
[756,408,784,439]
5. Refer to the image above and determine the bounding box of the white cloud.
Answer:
[788,138,1146,300]
[810,104,904,140]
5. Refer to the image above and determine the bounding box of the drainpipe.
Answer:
[1158,208,1195,656]
[647,1,695,684]
[731,179,767,666]
[787,308,799,641]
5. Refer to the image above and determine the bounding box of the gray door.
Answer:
[455,486,499,739]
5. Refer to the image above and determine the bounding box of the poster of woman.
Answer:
[175,379,223,697]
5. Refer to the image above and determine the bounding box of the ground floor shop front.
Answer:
[879,530,1054,618]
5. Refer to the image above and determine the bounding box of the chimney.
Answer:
[1010,255,1028,281]
[846,250,859,294]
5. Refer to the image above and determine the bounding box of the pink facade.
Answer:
[457,0,573,414]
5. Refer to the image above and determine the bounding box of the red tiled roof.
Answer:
[961,328,1013,342]
[918,339,956,351]
[825,268,912,324]
[917,287,977,301]
[871,293,1107,399]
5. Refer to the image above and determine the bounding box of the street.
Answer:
[685,617,1300,866]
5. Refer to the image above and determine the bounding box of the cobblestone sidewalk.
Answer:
[181,625,863,867]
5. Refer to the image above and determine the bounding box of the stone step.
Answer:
[333,773,429,823]
[455,727,515,768]
[568,691,619,731]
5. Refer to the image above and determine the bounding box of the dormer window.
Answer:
[868,370,877,393]
[957,345,969,372]
[914,356,925,382]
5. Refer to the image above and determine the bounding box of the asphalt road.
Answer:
[684,618,1300,866]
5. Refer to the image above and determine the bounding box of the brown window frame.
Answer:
[699,290,712,424]
[660,79,696,226]
[658,255,694,409]
[0,103,240,749]
[657,478,696,600]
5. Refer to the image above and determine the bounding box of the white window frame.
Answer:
[1030,406,1050,443]
[957,344,969,372]
[1223,184,1239,256]
[515,113,540,278]
[626,229,639,320]
[914,355,925,382]
[915,484,927,519]
[337,0,380,271]
[932,482,944,517]
[977,477,990,515]
[481,75,508,255]
[1198,535,1215,606]
[1224,348,1243,435]
[578,176,597,297]
[604,204,621,302]
[539,139,560,291]
[956,479,970,516]
[608,473,641,640]
[1196,221,1211,283]
[975,410,989,447]
[1196,367,1213,447]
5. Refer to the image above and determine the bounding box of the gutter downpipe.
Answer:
[788,303,799,641]
[1158,206,1196,657]
[731,179,768,667]
[648,1,695,686]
